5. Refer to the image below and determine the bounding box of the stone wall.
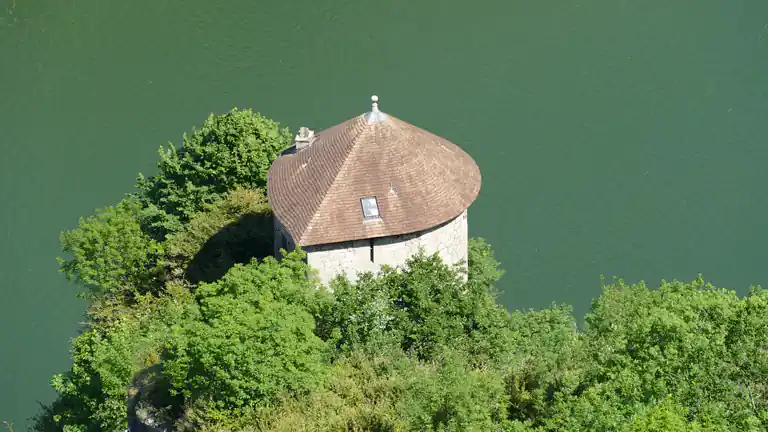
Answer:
[273,217,296,258]
[303,210,468,285]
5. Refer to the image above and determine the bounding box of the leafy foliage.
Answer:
[257,348,509,432]
[503,304,583,427]
[162,188,273,284]
[625,397,705,432]
[509,278,768,431]
[467,236,505,289]
[43,106,768,432]
[322,250,513,365]
[396,350,509,431]
[34,287,193,432]
[253,348,411,431]
[573,278,768,430]
[136,108,291,236]
[58,199,163,300]
[162,251,330,428]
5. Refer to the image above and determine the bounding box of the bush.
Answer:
[396,350,509,431]
[625,397,705,432]
[504,305,582,427]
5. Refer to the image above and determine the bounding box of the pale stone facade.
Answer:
[274,210,469,286]
[269,97,481,287]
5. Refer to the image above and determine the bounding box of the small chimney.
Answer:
[295,127,315,152]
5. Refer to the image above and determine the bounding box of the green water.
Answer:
[2,0,768,427]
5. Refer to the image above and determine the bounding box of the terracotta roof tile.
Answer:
[267,110,481,246]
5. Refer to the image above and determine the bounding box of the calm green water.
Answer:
[3,0,768,427]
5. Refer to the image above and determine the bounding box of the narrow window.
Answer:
[369,238,375,262]
[281,233,288,251]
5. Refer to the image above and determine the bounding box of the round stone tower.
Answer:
[267,96,482,285]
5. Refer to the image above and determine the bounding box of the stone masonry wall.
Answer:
[303,210,468,286]
[273,217,296,258]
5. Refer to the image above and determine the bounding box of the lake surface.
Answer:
[2,0,768,427]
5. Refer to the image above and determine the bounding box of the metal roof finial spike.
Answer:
[371,95,379,112]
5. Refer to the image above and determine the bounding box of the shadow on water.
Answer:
[185,212,273,284]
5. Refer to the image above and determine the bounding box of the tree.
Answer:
[321,250,514,365]
[256,347,510,432]
[396,349,509,431]
[503,304,582,428]
[528,277,768,431]
[625,397,705,432]
[162,188,273,284]
[47,103,768,431]
[136,108,292,237]
[35,286,193,432]
[161,251,330,429]
[58,199,163,301]
[467,237,505,289]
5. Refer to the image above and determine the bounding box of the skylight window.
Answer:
[361,196,380,219]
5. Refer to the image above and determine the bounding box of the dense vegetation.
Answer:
[37,108,768,431]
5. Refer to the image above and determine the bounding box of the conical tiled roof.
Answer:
[267,101,481,246]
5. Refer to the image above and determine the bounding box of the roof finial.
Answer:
[364,95,387,123]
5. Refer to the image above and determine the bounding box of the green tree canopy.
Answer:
[35,285,193,432]
[58,199,163,301]
[162,188,273,284]
[161,251,330,428]
[43,106,768,432]
[511,278,768,431]
[321,246,512,365]
[136,108,291,237]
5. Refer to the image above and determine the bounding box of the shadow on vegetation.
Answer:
[186,212,273,284]
[127,364,184,432]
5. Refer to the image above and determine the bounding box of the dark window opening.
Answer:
[369,238,375,262]
[281,233,288,252]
